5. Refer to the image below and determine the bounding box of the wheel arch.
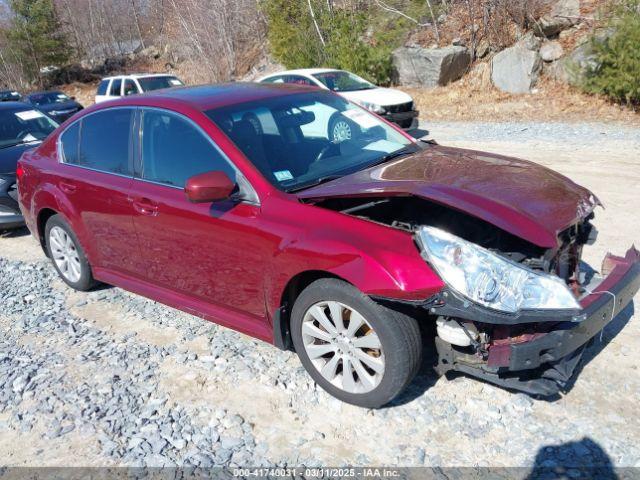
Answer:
[272,270,349,351]
[36,207,59,255]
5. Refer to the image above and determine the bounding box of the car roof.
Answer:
[101,73,177,80]
[0,101,33,110]
[262,68,341,78]
[90,82,323,112]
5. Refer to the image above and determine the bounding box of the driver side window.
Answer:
[140,109,236,188]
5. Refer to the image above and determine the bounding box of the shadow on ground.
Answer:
[0,226,30,238]
[526,437,618,480]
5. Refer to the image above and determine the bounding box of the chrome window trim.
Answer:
[56,106,137,178]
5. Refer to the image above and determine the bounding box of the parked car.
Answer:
[0,102,58,229]
[0,90,22,102]
[17,84,639,407]
[24,91,83,122]
[259,68,419,131]
[95,74,184,103]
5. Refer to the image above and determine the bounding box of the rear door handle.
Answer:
[59,181,77,194]
[131,197,159,216]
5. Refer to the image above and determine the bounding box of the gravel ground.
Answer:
[0,121,639,471]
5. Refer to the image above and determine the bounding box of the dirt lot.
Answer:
[0,120,639,471]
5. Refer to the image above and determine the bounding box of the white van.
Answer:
[95,74,184,103]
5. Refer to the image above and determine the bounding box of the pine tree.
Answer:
[7,0,72,85]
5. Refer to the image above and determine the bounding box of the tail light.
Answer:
[16,164,24,180]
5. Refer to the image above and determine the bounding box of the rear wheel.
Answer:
[291,278,422,408]
[45,214,96,291]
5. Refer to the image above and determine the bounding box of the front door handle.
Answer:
[59,181,77,194]
[131,197,159,216]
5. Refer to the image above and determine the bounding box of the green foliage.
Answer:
[6,0,72,84]
[582,0,640,106]
[262,0,424,84]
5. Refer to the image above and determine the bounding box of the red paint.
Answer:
[16,85,446,345]
[185,171,235,203]
[298,144,598,248]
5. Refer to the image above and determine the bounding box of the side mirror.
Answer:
[185,171,235,203]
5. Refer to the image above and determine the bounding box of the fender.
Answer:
[32,185,97,264]
[265,228,445,317]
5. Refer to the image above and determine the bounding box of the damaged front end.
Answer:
[313,195,640,396]
[427,247,640,396]
[413,218,640,397]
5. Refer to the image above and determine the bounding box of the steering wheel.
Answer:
[313,142,341,163]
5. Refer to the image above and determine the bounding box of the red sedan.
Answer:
[17,84,640,407]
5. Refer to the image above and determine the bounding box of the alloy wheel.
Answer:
[332,120,352,143]
[49,226,82,283]
[301,301,385,394]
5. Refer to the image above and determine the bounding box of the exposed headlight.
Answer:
[358,101,386,115]
[416,226,580,313]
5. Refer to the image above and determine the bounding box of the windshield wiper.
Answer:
[287,174,344,193]
[367,147,415,168]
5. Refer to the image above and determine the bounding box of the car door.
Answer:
[56,107,138,274]
[129,107,273,321]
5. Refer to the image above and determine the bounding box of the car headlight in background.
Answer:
[356,101,386,115]
[416,226,581,313]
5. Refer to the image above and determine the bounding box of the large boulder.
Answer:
[392,46,472,87]
[546,29,612,85]
[535,0,581,38]
[491,34,542,94]
[546,40,597,85]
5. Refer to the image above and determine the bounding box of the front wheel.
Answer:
[291,278,422,408]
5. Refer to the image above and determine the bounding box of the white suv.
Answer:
[95,74,184,103]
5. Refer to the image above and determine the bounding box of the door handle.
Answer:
[59,181,77,194]
[131,197,159,216]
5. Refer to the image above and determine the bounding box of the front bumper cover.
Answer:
[382,110,419,129]
[432,246,640,396]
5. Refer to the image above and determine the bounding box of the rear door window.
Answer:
[97,80,110,96]
[109,78,122,96]
[60,122,80,164]
[78,109,133,175]
[140,108,235,188]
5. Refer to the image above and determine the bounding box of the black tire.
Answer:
[291,278,422,408]
[45,214,97,291]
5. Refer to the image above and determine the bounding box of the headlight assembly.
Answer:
[416,226,580,313]
[358,101,386,115]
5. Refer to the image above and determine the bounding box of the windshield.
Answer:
[27,92,70,106]
[0,108,58,149]
[137,76,183,92]
[312,71,375,92]
[206,91,413,192]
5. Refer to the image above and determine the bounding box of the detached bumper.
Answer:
[434,247,640,396]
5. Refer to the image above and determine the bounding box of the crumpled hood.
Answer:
[298,145,599,248]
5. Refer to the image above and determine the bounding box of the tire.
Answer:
[291,278,422,408]
[45,214,96,291]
